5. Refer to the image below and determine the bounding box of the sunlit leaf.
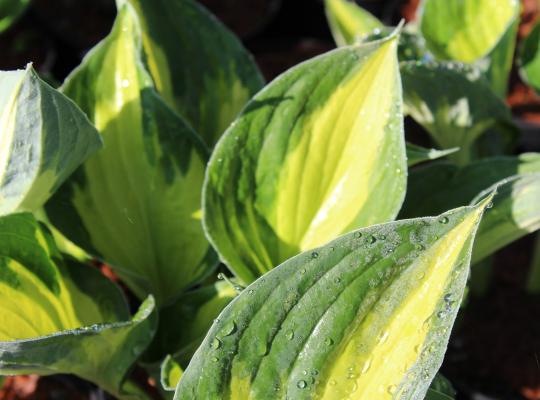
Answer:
[419,0,520,63]
[324,0,383,46]
[117,0,264,147]
[0,65,102,216]
[519,19,540,94]
[161,355,183,392]
[401,60,515,165]
[0,213,156,399]
[176,199,491,399]
[204,32,407,284]
[46,5,215,305]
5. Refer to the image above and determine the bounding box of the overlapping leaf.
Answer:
[401,154,540,264]
[46,4,214,305]
[176,199,491,399]
[419,0,520,63]
[204,32,407,284]
[324,0,383,46]
[0,213,156,399]
[401,60,515,164]
[117,0,264,147]
[0,65,102,216]
[519,20,540,95]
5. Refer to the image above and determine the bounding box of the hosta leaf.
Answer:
[472,173,540,263]
[118,0,264,147]
[400,154,540,264]
[401,60,514,164]
[161,355,183,392]
[519,20,540,94]
[144,281,237,366]
[46,5,214,305]
[425,374,455,400]
[419,0,520,63]
[324,0,383,47]
[0,213,157,398]
[475,16,519,97]
[401,153,540,218]
[0,65,102,216]
[0,0,30,32]
[204,32,406,284]
[406,142,459,167]
[176,199,492,399]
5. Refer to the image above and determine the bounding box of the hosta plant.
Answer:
[0,0,538,399]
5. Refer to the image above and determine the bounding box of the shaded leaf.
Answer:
[324,0,383,47]
[118,0,264,147]
[401,153,540,218]
[0,213,157,399]
[419,0,520,63]
[204,32,407,284]
[0,0,30,32]
[519,19,540,94]
[0,65,102,216]
[425,374,455,399]
[144,281,237,366]
[472,173,540,263]
[161,355,183,392]
[406,142,459,167]
[401,60,515,165]
[176,199,491,399]
[46,5,215,305]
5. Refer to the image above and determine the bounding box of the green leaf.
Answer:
[144,281,237,366]
[0,0,30,33]
[46,5,215,305]
[204,32,407,284]
[324,0,383,47]
[118,0,264,147]
[419,0,520,63]
[0,213,157,399]
[176,198,492,399]
[0,65,102,216]
[401,60,515,165]
[406,142,459,167]
[400,154,540,264]
[161,355,183,392]
[425,374,455,399]
[472,173,540,263]
[519,19,540,94]
[401,153,540,218]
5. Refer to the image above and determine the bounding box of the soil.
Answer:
[1,0,539,399]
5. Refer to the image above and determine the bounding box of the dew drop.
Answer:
[223,321,236,336]
[334,277,341,284]
[121,79,130,88]
[486,201,494,209]
[300,268,307,274]
[286,330,295,340]
[361,359,372,374]
[378,331,389,344]
[437,311,446,318]
[297,380,307,389]
[417,271,426,280]
[311,251,319,259]
[248,289,254,295]
[415,243,425,251]
[325,337,334,346]
[210,338,222,349]
[439,216,449,224]
[367,235,377,244]
[211,356,219,363]
[378,234,386,241]
[330,379,337,386]
[217,273,225,280]
[387,385,397,394]
[355,232,363,239]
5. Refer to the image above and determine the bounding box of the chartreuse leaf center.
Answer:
[176,196,492,399]
[204,30,406,284]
